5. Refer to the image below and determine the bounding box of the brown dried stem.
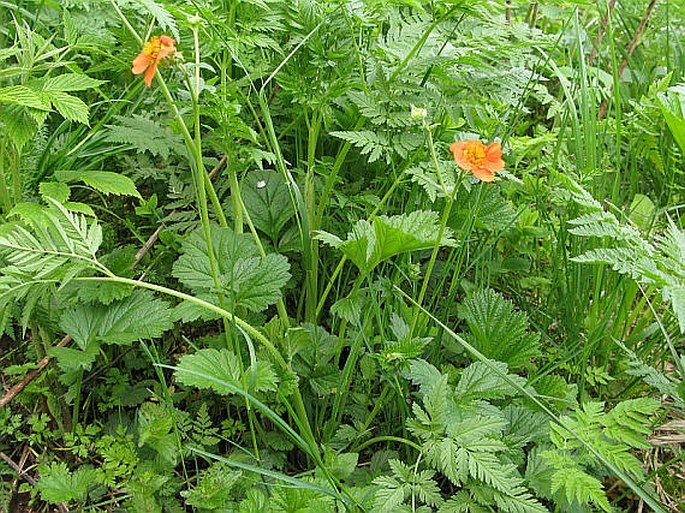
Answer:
[598,0,658,120]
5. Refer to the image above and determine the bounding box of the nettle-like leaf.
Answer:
[456,361,528,401]
[37,462,101,504]
[42,73,105,92]
[316,210,455,275]
[0,74,103,129]
[55,170,141,199]
[182,463,241,509]
[0,85,51,110]
[137,402,178,465]
[450,187,518,231]
[458,289,540,369]
[44,91,90,125]
[172,226,291,313]
[75,246,137,305]
[59,289,173,349]
[175,348,279,396]
[0,103,41,149]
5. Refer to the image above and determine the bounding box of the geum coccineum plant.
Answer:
[0,1,678,512]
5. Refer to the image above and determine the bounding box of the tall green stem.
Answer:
[409,124,460,337]
[0,136,13,214]
[304,111,322,321]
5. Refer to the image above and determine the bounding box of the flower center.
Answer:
[463,141,486,166]
[142,36,163,59]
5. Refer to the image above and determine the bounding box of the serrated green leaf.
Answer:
[56,170,141,198]
[243,360,279,393]
[46,91,90,124]
[37,462,99,504]
[456,361,527,401]
[76,247,136,304]
[42,73,105,92]
[59,290,173,348]
[48,344,99,372]
[39,182,70,203]
[173,226,291,312]
[0,85,51,110]
[459,289,540,369]
[0,103,39,149]
[175,348,242,395]
[317,210,454,274]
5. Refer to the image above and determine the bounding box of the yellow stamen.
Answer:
[463,142,486,166]
[143,36,163,59]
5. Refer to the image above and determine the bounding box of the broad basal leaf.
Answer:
[59,289,173,348]
[316,210,455,274]
[241,170,294,241]
[175,348,242,396]
[172,226,291,313]
[37,463,100,504]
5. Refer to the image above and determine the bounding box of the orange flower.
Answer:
[132,35,176,87]
[449,139,505,182]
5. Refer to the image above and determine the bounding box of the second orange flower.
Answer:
[449,139,505,182]
[132,35,177,87]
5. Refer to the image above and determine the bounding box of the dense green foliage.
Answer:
[0,0,683,511]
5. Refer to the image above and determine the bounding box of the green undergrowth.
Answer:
[0,0,684,512]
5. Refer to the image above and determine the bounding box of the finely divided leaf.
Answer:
[105,115,183,159]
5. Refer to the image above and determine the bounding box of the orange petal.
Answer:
[144,60,159,87]
[157,45,175,61]
[159,35,176,46]
[484,142,505,173]
[449,141,474,171]
[471,167,495,182]
[131,52,150,75]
